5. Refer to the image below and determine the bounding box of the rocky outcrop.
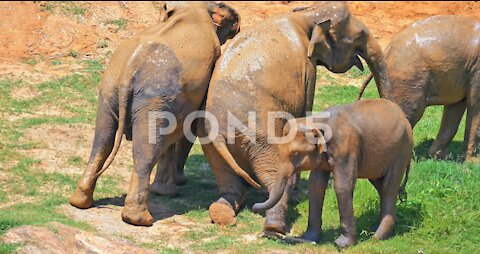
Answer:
[2,222,155,254]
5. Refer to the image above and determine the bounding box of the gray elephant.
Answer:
[358,15,480,162]
[200,2,391,234]
[252,99,413,248]
[69,1,240,226]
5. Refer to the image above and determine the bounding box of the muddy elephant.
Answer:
[69,1,240,226]
[200,2,391,234]
[358,15,480,162]
[253,99,413,248]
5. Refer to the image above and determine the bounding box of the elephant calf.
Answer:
[253,99,413,248]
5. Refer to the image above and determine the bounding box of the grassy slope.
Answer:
[0,65,479,253]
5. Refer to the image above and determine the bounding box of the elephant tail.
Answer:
[96,81,131,177]
[211,136,261,189]
[398,160,411,203]
[357,73,373,100]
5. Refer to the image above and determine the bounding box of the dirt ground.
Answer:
[1,1,480,82]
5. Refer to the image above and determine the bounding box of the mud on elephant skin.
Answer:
[253,99,413,248]
[69,1,240,227]
[358,15,480,162]
[200,2,391,235]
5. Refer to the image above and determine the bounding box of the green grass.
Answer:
[104,18,128,32]
[0,65,478,253]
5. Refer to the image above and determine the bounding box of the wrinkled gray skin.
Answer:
[253,99,413,248]
[358,15,480,162]
[200,2,391,234]
[69,1,240,226]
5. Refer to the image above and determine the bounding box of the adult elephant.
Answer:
[358,15,480,162]
[200,2,390,234]
[69,1,240,226]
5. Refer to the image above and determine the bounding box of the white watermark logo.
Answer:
[147,110,333,145]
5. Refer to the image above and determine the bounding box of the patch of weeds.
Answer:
[67,156,83,167]
[83,59,104,72]
[96,40,108,49]
[104,18,128,32]
[0,189,7,203]
[39,2,56,12]
[21,58,37,66]
[51,60,62,66]
[0,195,91,231]
[61,2,86,16]
[68,50,78,58]
[159,247,183,254]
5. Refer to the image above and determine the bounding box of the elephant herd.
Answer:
[69,1,479,248]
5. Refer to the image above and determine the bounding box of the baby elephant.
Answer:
[253,99,413,248]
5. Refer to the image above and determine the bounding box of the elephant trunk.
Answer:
[361,32,392,100]
[252,165,291,213]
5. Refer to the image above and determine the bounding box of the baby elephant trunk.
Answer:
[252,174,289,213]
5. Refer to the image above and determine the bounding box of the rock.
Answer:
[2,222,155,254]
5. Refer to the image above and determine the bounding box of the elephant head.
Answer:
[207,2,241,44]
[159,1,240,45]
[302,2,392,98]
[253,121,329,213]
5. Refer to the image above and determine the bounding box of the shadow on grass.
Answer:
[414,139,465,162]
[94,154,307,226]
[317,200,425,245]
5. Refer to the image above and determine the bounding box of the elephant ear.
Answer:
[158,1,175,22]
[308,20,333,69]
[312,128,328,154]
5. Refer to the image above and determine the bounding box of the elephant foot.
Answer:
[264,216,287,235]
[465,156,480,164]
[264,208,287,234]
[372,230,393,241]
[70,187,94,209]
[373,216,395,240]
[209,198,237,226]
[301,229,321,243]
[121,207,153,226]
[150,181,178,197]
[428,147,449,160]
[334,234,356,248]
[175,173,188,186]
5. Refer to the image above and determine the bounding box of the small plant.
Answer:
[69,50,78,58]
[96,41,108,49]
[104,18,128,32]
[22,58,38,66]
[51,60,62,66]
[39,2,56,12]
[62,2,86,16]
[67,156,83,166]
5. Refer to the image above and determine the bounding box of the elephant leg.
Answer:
[464,97,480,162]
[175,134,194,186]
[373,158,407,240]
[301,170,330,242]
[264,173,297,234]
[122,117,167,226]
[429,99,466,159]
[368,177,384,232]
[70,100,116,209]
[333,158,358,248]
[407,105,427,129]
[150,144,178,196]
[203,142,244,226]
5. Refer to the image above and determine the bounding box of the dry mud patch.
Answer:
[62,201,204,251]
